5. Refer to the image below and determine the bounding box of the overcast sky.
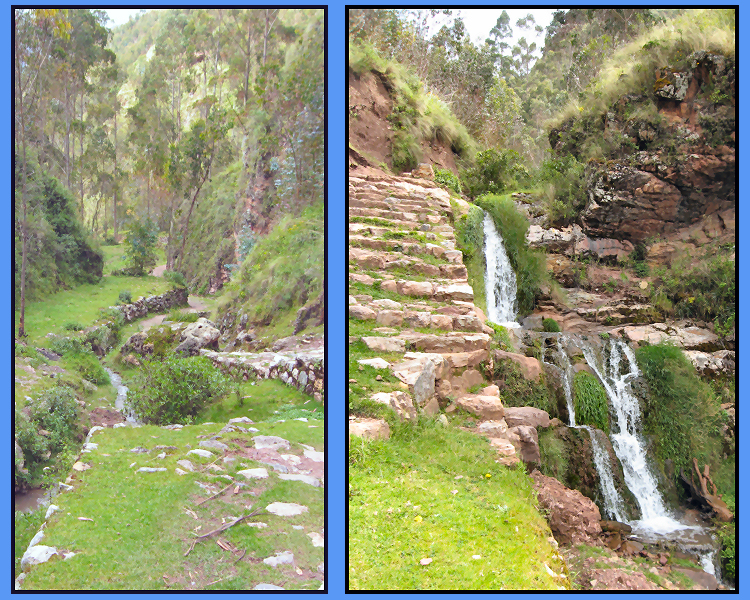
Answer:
[459,8,556,46]
[105,8,151,28]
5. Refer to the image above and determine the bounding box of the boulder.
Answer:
[489,437,519,465]
[410,163,434,180]
[175,318,221,355]
[362,336,405,353]
[349,418,390,440]
[531,470,602,545]
[506,425,541,466]
[477,419,508,437]
[370,391,417,422]
[349,305,377,321]
[503,407,550,429]
[493,350,542,381]
[456,394,504,420]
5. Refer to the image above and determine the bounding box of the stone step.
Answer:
[397,331,491,353]
[349,236,463,263]
[350,179,453,209]
[350,206,448,226]
[379,279,474,302]
[349,304,485,333]
[348,248,467,280]
[349,195,446,214]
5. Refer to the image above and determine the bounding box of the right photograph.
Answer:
[347,8,736,591]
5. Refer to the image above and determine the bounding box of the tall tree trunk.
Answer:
[15,22,29,338]
[177,163,211,272]
[113,110,118,241]
[79,88,85,221]
[65,81,71,189]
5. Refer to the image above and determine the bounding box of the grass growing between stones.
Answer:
[21,418,323,591]
[349,420,568,590]
[15,275,171,347]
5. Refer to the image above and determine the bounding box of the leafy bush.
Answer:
[15,410,49,488]
[118,290,132,304]
[434,167,462,194]
[123,218,158,276]
[461,149,530,200]
[542,318,561,333]
[166,309,199,323]
[15,343,39,359]
[477,194,547,316]
[536,153,587,224]
[64,351,110,385]
[391,130,421,172]
[127,356,230,425]
[573,371,610,433]
[163,270,187,289]
[487,321,515,351]
[636,343,729,494]
[716,515,735,583]
[48,336,87,357]
[29,386,81,453]
[633,261,650,277]
[63,321,86,332]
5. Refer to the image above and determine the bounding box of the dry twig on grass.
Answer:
[196,483,235,506]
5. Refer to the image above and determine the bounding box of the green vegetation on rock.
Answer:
[573,372,610,434]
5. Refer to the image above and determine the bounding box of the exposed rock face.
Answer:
[612,323,721,351]
[493,350,542,381]
[506,425,541,467]
[456,394,505,420]
[531,470,602,546]
[684,350,735,379]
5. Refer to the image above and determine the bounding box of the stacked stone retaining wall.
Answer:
[113,288,189,322]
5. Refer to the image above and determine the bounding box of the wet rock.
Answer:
[503,407,550,429]
[531,470,602,546]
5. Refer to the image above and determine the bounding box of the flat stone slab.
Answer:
[357,357,391,369]
[266,502,309,516]
[199,439,229,451]
[278,474,322,487]
[21,545,58,571]
[176,460,195,472]
[303,449,324,462]
[254,583,285,590]
[253,435,291,451]
[308,532,324,547]
[237,468,269,480]
[136,467,167,473]
[263,551,295,567]
[187,449,214,458]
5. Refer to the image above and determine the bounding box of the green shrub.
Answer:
[123,218,158,276]
[434,167,461,194]
[542,318,561,333]
[64,352,110,386]
[633,261,650,277]
[163,270,187,289]
[538,428,569,481]
[391,130,421,172]
[573,371,610,433]
[494,358,553,417]
[716,514,735,583]
[461,149,530,200]
[487,322,515,351]
[14,410,49,488]
[535,153,587,224]
[477,194,547,316]
[63,321,86,332]
[127,356,230,425]
[166,309,199,323]
[48,336,86,357]
[118,290,132,304]
[636,343,729,494]
[28,386,81,453]
[15,343,39,359]
[454,205,487,313]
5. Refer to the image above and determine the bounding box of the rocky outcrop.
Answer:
[175,318,221,355]
[531,470,602,546]
[349,418,390,440]
[611,323,721,351]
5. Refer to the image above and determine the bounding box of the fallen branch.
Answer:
[234,549,246,564]
[184,540,196,557]
[196,483,234,506]
[191,508,266,540]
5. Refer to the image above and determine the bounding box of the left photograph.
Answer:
[14,7,325,591]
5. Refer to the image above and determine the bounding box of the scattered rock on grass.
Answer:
[237,468,269,480]
[266,502,309,516]
[278,474,321,487]
[254,583,284,590]
[187,449,214,458]
[307,532,324,547]
[263,551,295,567]
[253,435,291,451]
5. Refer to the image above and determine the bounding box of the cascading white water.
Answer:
[579,425,628,522]
[582,339,686,534]
[104,367,139,425]
[483,211,517,325]
[556,337,576,427]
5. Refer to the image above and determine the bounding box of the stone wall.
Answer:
[113,288,189,322]
[201,348,324,401]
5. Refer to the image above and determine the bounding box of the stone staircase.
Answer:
[348,170,544,467]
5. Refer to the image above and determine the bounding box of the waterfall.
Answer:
[582,339,685,534]
[483,211,517,325]
[557,337,576,427]
[579,425,627,522]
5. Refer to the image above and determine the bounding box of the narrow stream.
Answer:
[104,367,138,424]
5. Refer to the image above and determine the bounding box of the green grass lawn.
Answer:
[349,420,569,590]
[20,418,324,591]
[15,275,172,347]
